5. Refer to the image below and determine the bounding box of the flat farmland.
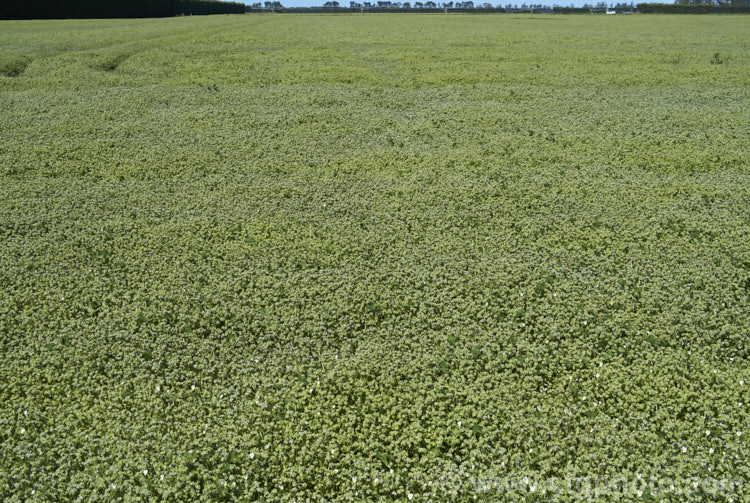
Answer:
[1,13,749,501]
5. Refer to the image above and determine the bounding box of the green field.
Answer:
[1,13,749,501]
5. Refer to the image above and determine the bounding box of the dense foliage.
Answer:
[260,7,510,12]
[0,0,245,20]
[1,14,749,502]
[636,3,750,12]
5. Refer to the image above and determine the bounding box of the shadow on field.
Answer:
[0,54,32,77]
[89,52,131,72]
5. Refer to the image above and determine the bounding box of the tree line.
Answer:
[248,2,556,11]
[247,0,748,11]
[637,1,749,11]
[1,0,245,20]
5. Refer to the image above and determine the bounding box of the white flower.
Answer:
[352,477,357,483]
[160,474,164,481]
[595,373,600,378]
[19,428,25,434]
[374,478,379,484]
[582,396,586,400]
[737,431,742,437]
[709,448,715,454]
[458,421,462,427]
[740,380,744,386]
[706,430,711,435]
[408,494,413,500]
[156,384,160,392]
[111,483,116,489]
[250,452,255,459]
[143,469,148,476]
[713,369,718,374]
[682,446,687,453]
[583,321,587,326]
[191,385,196,391]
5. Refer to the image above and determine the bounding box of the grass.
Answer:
[1,13,749,502]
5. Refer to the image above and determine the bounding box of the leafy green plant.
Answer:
[0,54,31,77]
[1,13,749,502]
